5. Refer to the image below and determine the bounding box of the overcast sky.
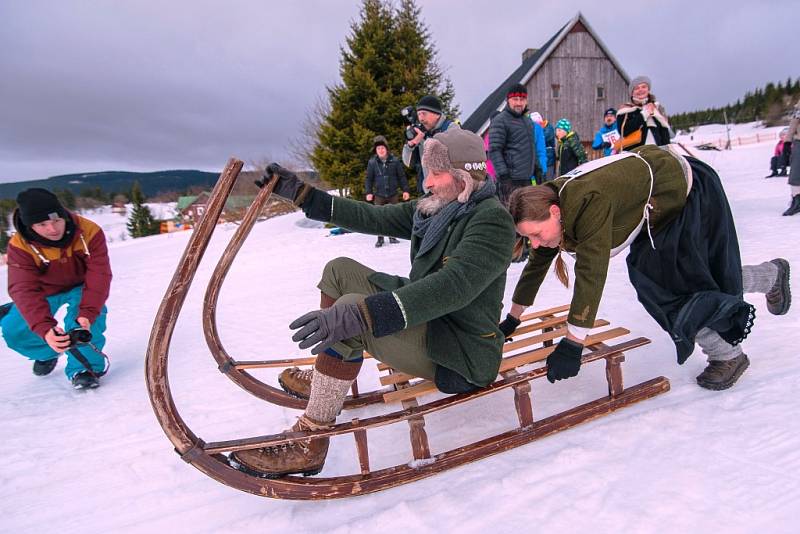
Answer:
[0,0,795,183]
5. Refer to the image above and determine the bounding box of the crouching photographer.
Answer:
[401,95,460,194]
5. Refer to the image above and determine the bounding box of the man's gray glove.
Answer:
[289,302,369,355]
[256,163,311,206]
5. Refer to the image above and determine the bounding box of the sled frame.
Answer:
[145,159,670,500]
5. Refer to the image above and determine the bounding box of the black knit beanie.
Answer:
[16,188,69,227]
[507,83,528,99]
[416,95,443,115]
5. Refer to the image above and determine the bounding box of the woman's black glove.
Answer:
[289,303,369,355]
[498,313,521,340]
[256,163,311,206]
[546,338,583,383]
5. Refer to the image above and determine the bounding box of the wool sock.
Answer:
[304,351,362,423]
[742,262,778,294]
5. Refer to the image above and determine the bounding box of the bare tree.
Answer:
[287,95,330,169]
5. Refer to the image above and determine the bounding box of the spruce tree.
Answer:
[127,181,157,238]
[310,0,458,198]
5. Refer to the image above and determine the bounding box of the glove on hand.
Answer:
[256,163,309,205]
[289,302,369,355]
[498,313,521,340]
[546,337,583,383]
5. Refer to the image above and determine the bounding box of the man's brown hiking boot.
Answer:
[278,367,313,399]
[696,353,750,391]
[228,415,332,478]
[766,259,791,315]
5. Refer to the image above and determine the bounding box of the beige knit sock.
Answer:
[304,352,362,424]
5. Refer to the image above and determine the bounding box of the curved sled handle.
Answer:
[145,158,244,452]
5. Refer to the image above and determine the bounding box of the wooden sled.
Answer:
[145,158,670,500]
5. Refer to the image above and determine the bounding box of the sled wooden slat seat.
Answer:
[372,311,602,373]
[146,158,671,500]
[377,325,629,388]
[380,324,632,404]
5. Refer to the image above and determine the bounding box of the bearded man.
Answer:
[229,129,515,478]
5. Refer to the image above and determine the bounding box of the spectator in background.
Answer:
[766,128,789,178]
[483,110,502,183]
[783,103,800,216]
[488,83,539,205]
[532,112,556,181]
[365,135,410,247]
[615,76,673,152]
[531,116,548,185]
[402,95,460,194]
[0,188,112,389]
[592,108,620,157]
[555,118,588,175]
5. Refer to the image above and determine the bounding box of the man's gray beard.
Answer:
[416,181,462,216]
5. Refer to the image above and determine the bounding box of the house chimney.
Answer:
[522,48,538,62]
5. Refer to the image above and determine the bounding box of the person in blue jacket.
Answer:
[591,108,620,157]
[531,112,556,181]
[530,118,548,185]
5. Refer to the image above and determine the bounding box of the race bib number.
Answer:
[602,130,620,145]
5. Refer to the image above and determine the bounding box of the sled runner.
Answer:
[146,158,670,500]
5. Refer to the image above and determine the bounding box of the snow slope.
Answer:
[1,125,798,533]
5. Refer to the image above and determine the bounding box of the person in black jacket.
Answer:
[365,135,410,247]
[488,83,539,205]
[489,83,543,204]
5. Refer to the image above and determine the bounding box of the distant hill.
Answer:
[0,169,221,200]
[671,77,799,131]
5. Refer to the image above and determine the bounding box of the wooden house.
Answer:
[111,199,127,215]
[177,192,256,225]
[463,13,629,149]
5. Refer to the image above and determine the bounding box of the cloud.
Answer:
[0,0,795,182]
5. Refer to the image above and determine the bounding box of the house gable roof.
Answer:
[462,12,629,135]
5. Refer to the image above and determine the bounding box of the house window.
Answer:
[551,84,561,99]
[596,85,605,99]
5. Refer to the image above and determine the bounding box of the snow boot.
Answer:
[782,195,800,216]
[33,357,58,376]
[71,371,100,390]
[278,367,313,399]
[375,236,384,248]
[765,172,778,178]
[228,414,332,478]
[389,237,399,244]
[766,258,791,315]
[231,353,359,478]
[696,353,750,391]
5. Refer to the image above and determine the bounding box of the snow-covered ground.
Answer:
[1,123,798,533]
[77,202,177,245]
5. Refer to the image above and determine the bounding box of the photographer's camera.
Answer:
[401,106,425,141]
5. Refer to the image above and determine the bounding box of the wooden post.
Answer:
[503,370,534,427]
[351,418,370,475]
[542,313,555,347]
[605,353,625,397]
[402,399,431,460]
[350,379,360,398]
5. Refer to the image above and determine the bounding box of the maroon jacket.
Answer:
[7,212,112,338]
